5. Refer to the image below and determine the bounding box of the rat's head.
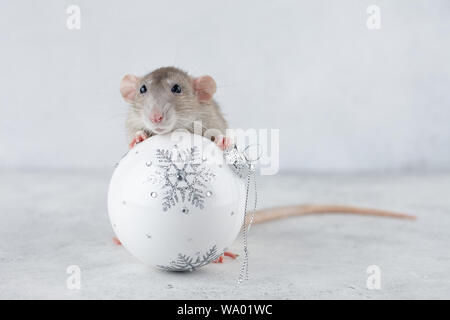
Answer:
[120,67,217,134]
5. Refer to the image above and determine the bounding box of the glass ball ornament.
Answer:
[108,133,246,271]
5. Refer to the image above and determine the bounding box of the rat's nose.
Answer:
[149,111,163,124]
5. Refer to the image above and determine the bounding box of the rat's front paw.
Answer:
[213,251,239,263]
[215,135,232,151]
[129,131,148,149]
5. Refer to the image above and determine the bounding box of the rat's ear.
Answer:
[193,75,216,101]
[120,74,139,103]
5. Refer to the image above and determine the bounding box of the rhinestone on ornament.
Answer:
[150,192,158,198]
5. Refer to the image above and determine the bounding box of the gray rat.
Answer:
[117,66,416,262]
[120,66,230,150]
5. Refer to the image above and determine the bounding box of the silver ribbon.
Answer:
[224,145,258,285]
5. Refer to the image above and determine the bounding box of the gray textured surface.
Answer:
[1,169,449,299]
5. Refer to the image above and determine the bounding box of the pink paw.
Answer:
[213,251,239,263]
[112,237,122,245]
[129,131,148,149]
[215,136,232,151]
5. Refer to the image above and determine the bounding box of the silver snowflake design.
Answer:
[157,245,222,271]
[150,146,215,211]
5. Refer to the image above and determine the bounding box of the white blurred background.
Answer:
[1,0,449,172]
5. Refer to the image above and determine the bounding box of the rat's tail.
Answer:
[251,205,416,224]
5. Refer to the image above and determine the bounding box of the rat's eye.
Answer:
[140,85,147,94]
[171,84,182,94]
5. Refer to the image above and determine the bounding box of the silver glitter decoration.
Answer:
[206,191,213,197]
[236,166,257,285]
[224,145,255,178]
[157,245,221,271]
[150,192,158,198]
[146,161,152,167]
[181,207,189,214]
[223,144,259,286]
[151,146,215,211]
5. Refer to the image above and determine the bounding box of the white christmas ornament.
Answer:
[108,133,247,271]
